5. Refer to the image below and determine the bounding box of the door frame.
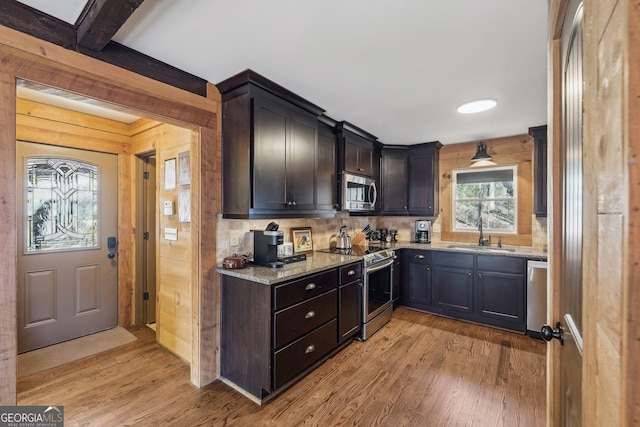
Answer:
[0,26,221,404]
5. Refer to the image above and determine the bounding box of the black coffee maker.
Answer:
[253,223,284,268]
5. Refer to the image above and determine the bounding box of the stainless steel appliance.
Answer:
[527,260,548,338]
[342,172,377,212]
[414,220,431,243]
[252,229,284,268]
[360,248,395,340]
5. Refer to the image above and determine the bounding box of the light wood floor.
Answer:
[18,307,546,426]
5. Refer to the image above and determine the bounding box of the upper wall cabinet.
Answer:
[529,125,547,217]
[381,142,442,216]
[218,70,336,219]
[337,121,377,178]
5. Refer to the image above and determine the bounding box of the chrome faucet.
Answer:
[478,215,491,246]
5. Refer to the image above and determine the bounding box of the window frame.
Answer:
[452,165,518,234]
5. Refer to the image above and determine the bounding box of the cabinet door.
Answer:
[339,281,362,343]
[476,271,525,332]
[289,111,317,210]
[344,135,373,176]
[408,145,437,215]
[433,265,474,313]
[408,262,432,309]
[382,149,408,214]
[253,95,288,210]
[317,122,337,211]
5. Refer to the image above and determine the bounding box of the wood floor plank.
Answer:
[17,307,546,426]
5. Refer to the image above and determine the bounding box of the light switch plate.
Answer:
[164,227,178,241]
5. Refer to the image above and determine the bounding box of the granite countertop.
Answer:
[217,241,548,285]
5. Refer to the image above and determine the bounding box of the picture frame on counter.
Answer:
[291,227,313,254]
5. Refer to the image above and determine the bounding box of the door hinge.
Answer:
[143,291,150,301]
[143,232,150,240]
[143,171,150,179]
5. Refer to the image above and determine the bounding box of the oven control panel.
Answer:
[363,249,395,267]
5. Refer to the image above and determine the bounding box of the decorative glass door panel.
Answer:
[26,158,99,252]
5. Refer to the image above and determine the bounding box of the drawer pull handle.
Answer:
[415,255,425,259]
[305,283,316,291]
[305,311,316,319]
[347,270,356,276]
[305,345,315,354]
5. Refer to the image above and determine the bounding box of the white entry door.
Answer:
[17,142,118,353]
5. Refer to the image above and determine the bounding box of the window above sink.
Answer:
[452,165,517,234]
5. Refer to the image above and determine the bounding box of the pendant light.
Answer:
[470,142,496,167]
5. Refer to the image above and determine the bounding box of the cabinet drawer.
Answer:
[435,251,474,268]
[407,249,431,265]
[339,262,362,284]
[274,289,337,348]
[477,255,524,274]
[274,269,338,310]
[274,319,338,389]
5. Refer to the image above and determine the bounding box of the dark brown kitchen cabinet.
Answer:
[337,121,376,178]
[252,94,317,211]
[381,147,409,213]
[338,262,362,343]
[221,268,348,403]
[433,251,475,316]
[218,69,335,219]
[530,125,547,217]
[397,249,527,333]
[475,255,525,332]
[317,120,338,211]
[400,249,432,311]
[380,142,441,216]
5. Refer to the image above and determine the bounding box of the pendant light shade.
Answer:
[471,142,493,163]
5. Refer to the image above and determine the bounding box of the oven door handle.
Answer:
[364,258,394,274]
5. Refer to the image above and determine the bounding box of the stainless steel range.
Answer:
[360,248,395,340]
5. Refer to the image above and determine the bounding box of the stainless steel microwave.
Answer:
[342,172,377,212]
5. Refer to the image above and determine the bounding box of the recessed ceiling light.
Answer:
[456,98,497,114]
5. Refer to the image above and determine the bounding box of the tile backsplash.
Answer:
[216,212,548,266]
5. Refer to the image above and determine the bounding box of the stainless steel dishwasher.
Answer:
[526,260,548,339]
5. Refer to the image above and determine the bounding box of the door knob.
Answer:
[541,322,564,345]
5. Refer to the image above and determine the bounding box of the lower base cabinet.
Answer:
[400,249,526,333]
[221,266,358,403]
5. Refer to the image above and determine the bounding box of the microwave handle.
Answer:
[369,182,378,208]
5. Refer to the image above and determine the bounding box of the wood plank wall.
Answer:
[548,1,639,425]
[582,0,638,425]
[0,25,221,404]
[439,134,534,246]
[132,125,196,362]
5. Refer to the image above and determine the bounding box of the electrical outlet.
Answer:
[432,223,441,233]
[229,230,241,247]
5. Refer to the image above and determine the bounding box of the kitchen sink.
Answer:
[447,244,516,253]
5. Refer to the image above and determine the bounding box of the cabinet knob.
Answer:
[478,273,483,277]
[415,255,425,259]
[305,283,316,291]
[292,201,297,206]
[468,272,472,276]
[305,311,316,319]
[358,168,364,172]
[426,267,430,271]
[347,270,356,276]
[305,345,316,354]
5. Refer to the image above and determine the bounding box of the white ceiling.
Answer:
[16,0,548,145]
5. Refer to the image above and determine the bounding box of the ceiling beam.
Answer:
[76,0,144,51]
[0,0,75,49]
[0,0,206,96]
